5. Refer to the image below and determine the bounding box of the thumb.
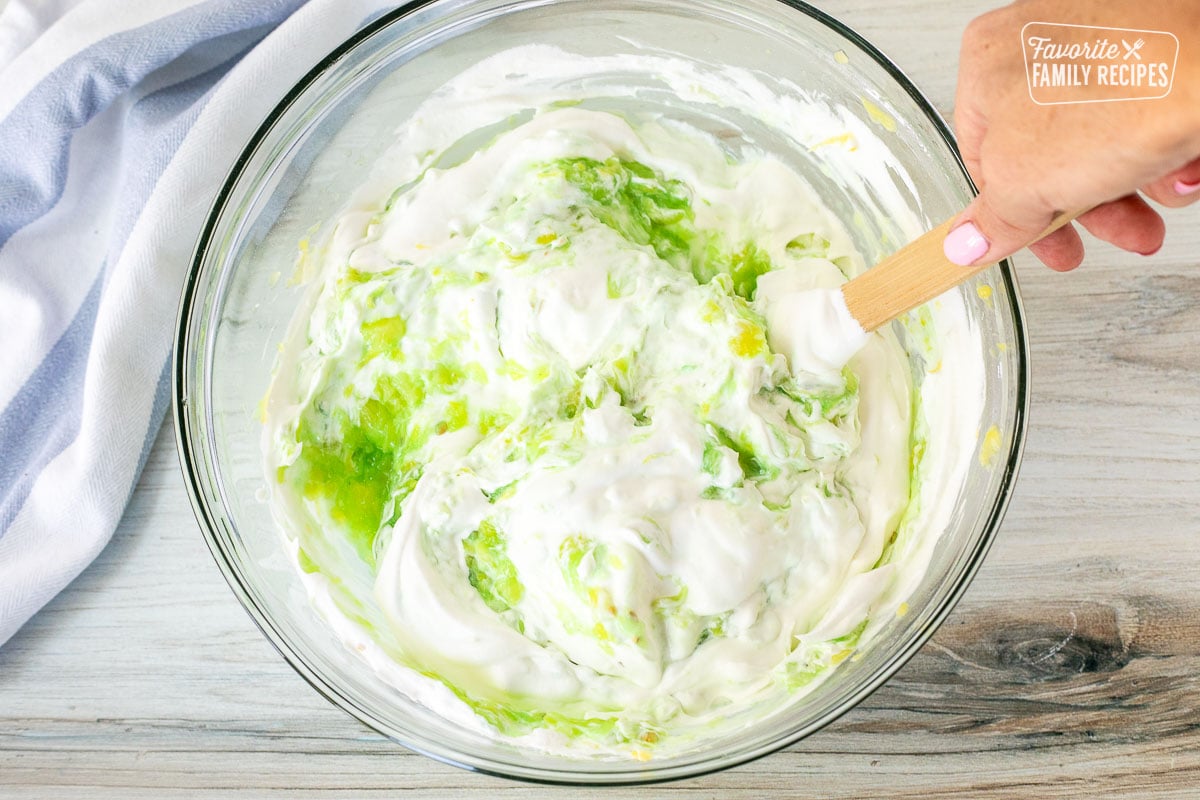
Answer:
[1140,155,1200,208]
[943,190,1058,267]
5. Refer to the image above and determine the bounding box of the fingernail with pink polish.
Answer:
[944,222,990,266]
[1174,178,1200,196]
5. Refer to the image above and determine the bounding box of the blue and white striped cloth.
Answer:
[0,0,392,646]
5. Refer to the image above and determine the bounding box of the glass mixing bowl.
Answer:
[174,0,1029,784]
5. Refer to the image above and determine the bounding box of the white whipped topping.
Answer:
[259,44,987,758]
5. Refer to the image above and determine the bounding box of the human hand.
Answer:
[946,0,1200,270]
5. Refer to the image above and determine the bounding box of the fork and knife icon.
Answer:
[1122,38,1145,60]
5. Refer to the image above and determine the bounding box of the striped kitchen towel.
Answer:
[0,0,391,646]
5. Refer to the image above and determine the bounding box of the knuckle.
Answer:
[964,7,1009,44]
[977,189,1052,242]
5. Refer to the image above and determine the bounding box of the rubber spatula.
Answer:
[842,211,1079,332]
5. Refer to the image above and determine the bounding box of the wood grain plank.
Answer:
[3,0,1200,797]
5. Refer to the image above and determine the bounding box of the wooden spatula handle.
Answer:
[842,210,1079,333]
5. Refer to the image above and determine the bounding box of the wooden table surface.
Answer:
[3,2,1199,797]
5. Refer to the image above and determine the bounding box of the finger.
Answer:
[943,189,1056,267]
[1027,224,1085,271]
[1075,195,1165,255]
[1140,156,1200,208]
